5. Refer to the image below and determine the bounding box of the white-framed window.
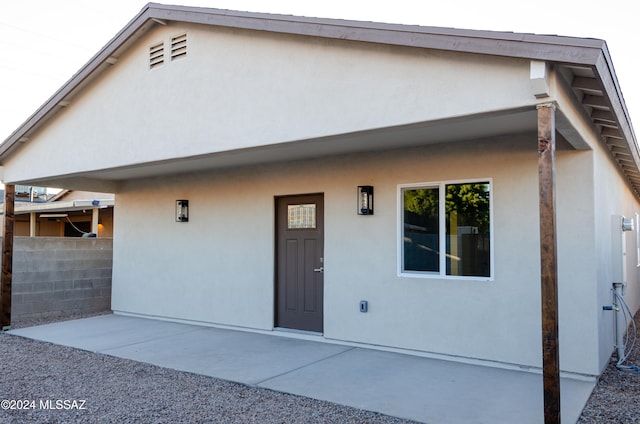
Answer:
[398,179,493,280]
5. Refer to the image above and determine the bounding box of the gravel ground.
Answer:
[0,313,419,424]
[577,310,640,424]
[1,311,639,424]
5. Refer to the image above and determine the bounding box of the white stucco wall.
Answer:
[593,137,640,372]
[112,132,602,375]
[3,22,537,184]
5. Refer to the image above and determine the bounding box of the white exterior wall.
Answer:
[593,137,640,372]
[112,133,600,375]
[3,22,536,184]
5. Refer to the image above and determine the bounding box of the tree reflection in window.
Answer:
[403,182,490,278]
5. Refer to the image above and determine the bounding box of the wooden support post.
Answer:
[1,184,15,330]
[30,212,36,237]
[537,103,560,423]
[92,208,99,237]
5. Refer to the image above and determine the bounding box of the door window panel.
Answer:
[288,204,316,229]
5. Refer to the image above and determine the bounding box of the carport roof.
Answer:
[0,198,114,216]
[0,2,638,193]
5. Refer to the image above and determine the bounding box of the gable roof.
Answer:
[1,3,638,192]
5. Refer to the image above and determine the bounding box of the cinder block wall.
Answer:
[1,237,112,321]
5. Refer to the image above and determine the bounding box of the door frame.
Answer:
[274,193,324,333]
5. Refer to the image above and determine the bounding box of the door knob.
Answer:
[313,267,324,273]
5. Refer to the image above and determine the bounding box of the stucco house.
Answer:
[0,3,639,381]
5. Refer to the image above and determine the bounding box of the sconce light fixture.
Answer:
[357,186,374,215]
[176,199,189,222]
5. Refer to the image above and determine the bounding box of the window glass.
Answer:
[401,181,491,279]
[403,188,439,272]
[445,183,491,277]
[288,204,316,229]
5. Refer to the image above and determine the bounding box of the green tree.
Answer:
[404,183,490,233]
[446,183,490,233]
[404,188,438,216]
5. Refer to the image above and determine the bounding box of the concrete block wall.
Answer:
[1,237,112,321]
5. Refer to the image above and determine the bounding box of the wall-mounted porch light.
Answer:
[357,186,374,215]
[176,200,189,222]
[622,216,634,232]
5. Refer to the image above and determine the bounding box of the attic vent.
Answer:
[149,42,164,69]
[171,34,187,60]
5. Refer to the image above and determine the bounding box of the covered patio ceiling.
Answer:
[14,108,544,192]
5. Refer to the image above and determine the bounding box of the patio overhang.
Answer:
[0,107,568,193]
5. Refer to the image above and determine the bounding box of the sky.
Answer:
[0,0,638,144]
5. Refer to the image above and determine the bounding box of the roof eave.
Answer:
[0,3,156,159]
[0,3,625,166]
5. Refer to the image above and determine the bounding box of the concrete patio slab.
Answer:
[8,314,202,352]
[260,347,595,424]
[9,314,595,423]
[100,326,353,385]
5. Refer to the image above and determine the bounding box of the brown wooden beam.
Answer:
[537,103,561,424]
[609,146,631,156]
[591,110,616,123]
[616,157,635,165]
[604,138,627,148]
[595,121,619,129]
[1,184,15,330]
[602,127,623,139]
[571,76,602,95]
[582,94,610,110]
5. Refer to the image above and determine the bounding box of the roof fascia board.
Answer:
[148,3,605,64]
